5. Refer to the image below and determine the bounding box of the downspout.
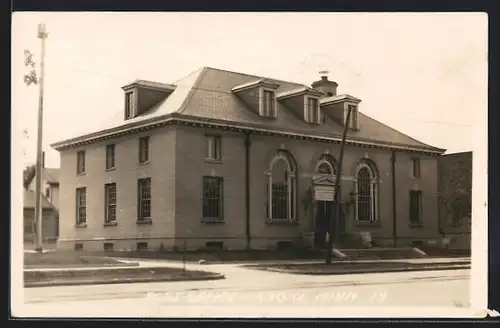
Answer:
[244,131,253,250]
[391,150,397,248]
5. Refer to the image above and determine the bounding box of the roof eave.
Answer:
[51,114,445,155]
[277,88,324,100]
[231,80,280,93]
[50,113,178,151]
[122,83,177,94]
[321,98,362,107]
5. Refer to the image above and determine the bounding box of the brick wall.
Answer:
[56,124,441,251]
[57,125,176,251]
[173,125,441,250]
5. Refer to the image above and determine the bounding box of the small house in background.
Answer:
[437,151,472,250]
[23,189,58,244]
[25,167,60,210]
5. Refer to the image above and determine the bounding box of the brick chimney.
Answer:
[311,71,338,97]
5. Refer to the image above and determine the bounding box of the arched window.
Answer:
[355,160,379,222]
[267,150,297,221]
[315,154,337,176]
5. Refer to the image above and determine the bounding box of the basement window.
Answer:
[205,241,224,251]
[103,243,114,252]
[276,241,294,251]
[137,242,148,251]
[74,243,84,251]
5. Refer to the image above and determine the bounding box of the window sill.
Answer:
[409,223,424,229]
[106,167,116,172]
[266,218,299,225]
[411,176,421,180]
[136,219,152,225]
[139,161,150,166]
[204,159,222,164]
[104,221,117,227]
[201,219,225,224]
[76,173,86,176]
[355,221,381,227]
[75,223,87,228]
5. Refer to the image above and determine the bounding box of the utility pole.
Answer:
[326,105,353,264]
[34,23,48,253]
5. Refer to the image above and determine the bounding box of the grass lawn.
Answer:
[24,266,222,287]
[418,247,471,257]
[95,249,327,262]
[24,251,126,268]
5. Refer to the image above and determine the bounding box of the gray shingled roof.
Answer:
[23,190,55,209]
[43,168,59,184]
[51,66,445,153]
[24,167,60,187]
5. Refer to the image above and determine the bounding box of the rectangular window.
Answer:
[76,151,86,174]
[202,177,223,221]
[409,190,422,224]
[306,97,320,124]
[262,90,276,117]
[137,178,152,222]
[104,183,117,223]
[412,158,421,178]
[139,136,150,164]
[125,91,134,119]
[45,187,50,198]
[348,105,358,129]
[205,135,221,161]
[76,187,87,225]
[106,144,115,170]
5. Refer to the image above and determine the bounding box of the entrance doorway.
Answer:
[315,201,333,249]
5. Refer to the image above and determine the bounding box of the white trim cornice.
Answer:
[50,113,446,155]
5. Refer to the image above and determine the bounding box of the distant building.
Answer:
[438,151,472,250]
[23,190,58,243]
[51,67,446,252]
[25,167,60,210]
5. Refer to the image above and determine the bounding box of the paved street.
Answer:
[18,260,470,318]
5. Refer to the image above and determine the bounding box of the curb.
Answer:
[24,272,225,288]
[24,262,140,270]
[253,264,471,275]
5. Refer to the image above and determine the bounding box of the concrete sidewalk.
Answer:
[114,256,471,266]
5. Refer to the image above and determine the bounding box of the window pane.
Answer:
[206,137,213,159]
[357,168,372,222]
[138,179,151,220]
[76,188,86,224]
[202,177,223,219]
[139,137,149,163]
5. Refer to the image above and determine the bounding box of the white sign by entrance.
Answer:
[314,185,335,201]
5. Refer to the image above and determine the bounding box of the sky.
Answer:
[12,12,488,169]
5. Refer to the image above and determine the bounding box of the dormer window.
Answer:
[231,79,280,118]
[305,97,320,124]
[347,105,358,130]
[125,91,135,119]
[262,90,276,117]
[121,80,176,121]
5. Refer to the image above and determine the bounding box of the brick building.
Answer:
[51,67,446,252]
